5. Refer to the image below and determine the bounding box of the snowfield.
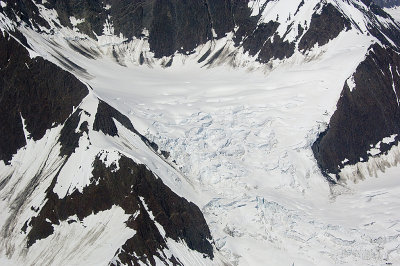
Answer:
[1,0,400,265]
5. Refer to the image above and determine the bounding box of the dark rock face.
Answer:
[241,21,279,57]
[312,44,400,178]
[6,0,371,64]
[39,0,215,57]
[0,32,88,163]
[356,1,400,48]
[4,0,400,64]
[42,0,107,38]
[26,155,213,264]
[233,8,296,62]
[8,0,296,62]
[235,5,297,62]
[367,18,400,49]
[231,1,259,44]
[373,0,400,8]
[258,34,296,63]
[149,0,211,58]
[206,0,235,37]
[59,109,88,157]
[93,100,136,137]
[0,0,50,30]
[107,0,148,39]
[299,3,351,51]
[93,100,161,152]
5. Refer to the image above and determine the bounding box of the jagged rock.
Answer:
[299,3,351,51]
[0,32,88,163]
[93,100,160,152]
[258,34,295,63]
[93,100,136,137]
[59,109,87,157]
[241,21,279,57]
[0,0,50,30]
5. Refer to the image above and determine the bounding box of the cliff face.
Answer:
[373,0,400,8]
[313,44,400,180]
[0,32,88,163]
[0,0,365,63]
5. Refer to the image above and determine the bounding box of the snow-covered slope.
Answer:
[385,6,400,20]
[1,0,400,265]
[0,29,215,265]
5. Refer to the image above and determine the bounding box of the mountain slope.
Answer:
[0,29,214,265]
[1,0,400,265]
[313,43,400,182]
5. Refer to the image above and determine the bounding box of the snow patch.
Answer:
[346,75,356,92]
[366,134,398,157]
[211,28,217,38]
[340,141,400,183]
[383,134,398,145]
[368,147,381,156]
[0,12,14,34]
[248,0,268,17]
[32,1,62,33]
[69,16,85,27]
[98,149,121,172]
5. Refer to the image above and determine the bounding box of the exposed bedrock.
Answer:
[0,32,88,163]
[313,44,400,180]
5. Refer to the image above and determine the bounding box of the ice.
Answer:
[2,1,400,265]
